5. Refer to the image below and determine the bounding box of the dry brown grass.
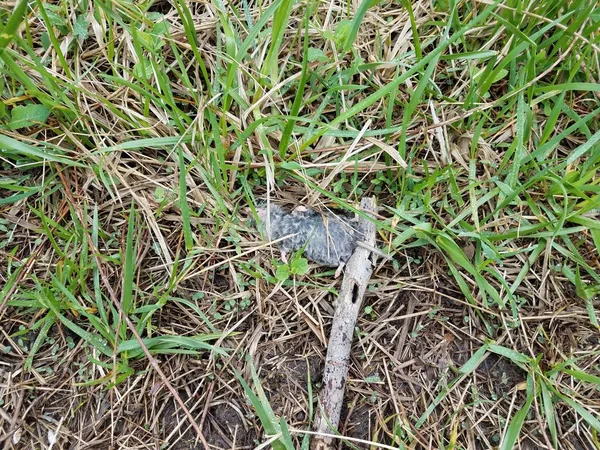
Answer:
[1,0,600,448]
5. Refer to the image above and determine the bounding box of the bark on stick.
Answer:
[312,197,377,450]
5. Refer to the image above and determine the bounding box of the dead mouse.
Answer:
[254,203,392,277]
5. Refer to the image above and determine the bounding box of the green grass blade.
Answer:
[172,0,212,94]
[262,0,294,82]
[178,146,194,251]
[170,297,218,333]
[398,53,439,158]
[23,313,55,371]
[34,0,72,78]
[563,368,600,385]
[299,0,502,152]
[487,344,531,366]
[416,375,467,428]
[458,344,489,374]
[538,91,566,146]
[278,1,312,157]
[0,133,84,167]
[400,0,422,60]
[39,288,113,357]
[234,357,294,450]
[0,0,29,49]
[116,335,227,357]
[122,202,136,316]
[92,205,108,325]
[540,381,558,448]
[343,0,377,53]
[558,393,600,432]
[499,374,534,450]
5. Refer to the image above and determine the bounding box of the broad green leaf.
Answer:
[334,20,352,47]
[133,61,153,80]
[291,257,309,276]
[9,104,50,130]
[307,47,328,63]
[276,264,290,281]
[73,15,89,39]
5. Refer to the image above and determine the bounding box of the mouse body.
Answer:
[256,203,363,274]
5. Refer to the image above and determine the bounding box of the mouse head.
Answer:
[254,200,270,223]
[253,202,286,237]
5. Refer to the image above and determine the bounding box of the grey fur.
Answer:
[255,203,366,267]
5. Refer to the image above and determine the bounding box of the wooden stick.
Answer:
[312,197,378,450]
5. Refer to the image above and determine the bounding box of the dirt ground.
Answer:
[2,241,598,449]
[1,0,599,448]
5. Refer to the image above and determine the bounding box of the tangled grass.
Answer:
[1,0,599,448]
